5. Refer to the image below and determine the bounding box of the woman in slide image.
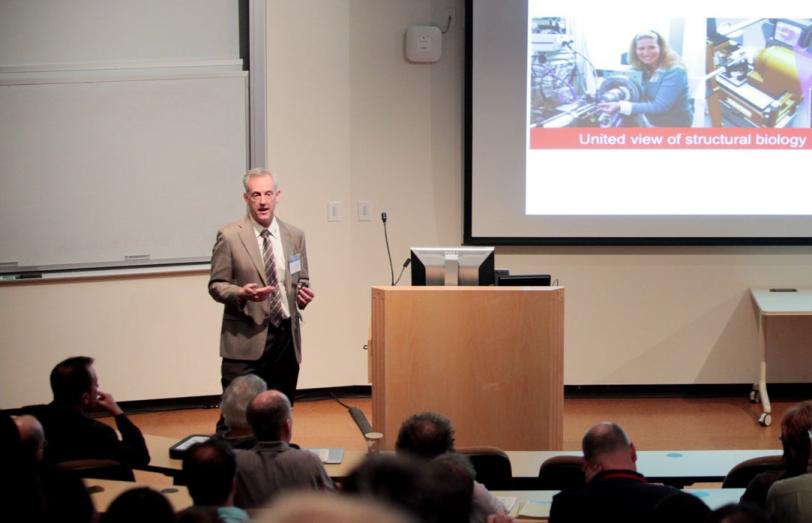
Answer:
[599,29,693,127]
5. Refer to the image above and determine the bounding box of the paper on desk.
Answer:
[496,496,517,512]
[518,500,552,519]
[307,448,344,464]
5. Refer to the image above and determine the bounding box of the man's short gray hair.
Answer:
[242,168,280,191]
[221,374,267,431]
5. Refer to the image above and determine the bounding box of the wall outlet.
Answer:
[358,200,372,221]
[328,201,341,222]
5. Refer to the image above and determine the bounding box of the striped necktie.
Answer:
[261,229,283,326]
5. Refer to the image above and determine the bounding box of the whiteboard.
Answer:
[0,73,248,267]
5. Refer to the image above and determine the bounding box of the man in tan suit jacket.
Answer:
[209,169,314,424]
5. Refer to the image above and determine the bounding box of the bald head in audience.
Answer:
[246,390,293,442]
[14,414,46,462]
[581,421,637,482]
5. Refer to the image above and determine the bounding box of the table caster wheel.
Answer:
[749,390,760,403]
[758,413,772,427]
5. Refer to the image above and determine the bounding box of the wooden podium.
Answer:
[370,286,564,450]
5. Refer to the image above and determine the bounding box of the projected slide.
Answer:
[467,0,812,242]
[529,16,812,150]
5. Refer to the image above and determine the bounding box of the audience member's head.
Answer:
[0,413,23,468]
[581,421,636,482]
[260,492,416,523]
[50,356,97,409]
[0,413,42,515]
[14,414,46,462]
[221,374,267,435]
[705,502,771,523]
[342,454,434,522]
[426,453,475,523]
[246,390,292,442]
[650,489,710,522]
[779,400,812,474]
[102,487,174,523]
[175,506,224,523]
[183,439,237,507]
[395,412,455,459]
[41,468,98,523]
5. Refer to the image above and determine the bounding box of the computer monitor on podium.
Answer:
[410,247,495,285]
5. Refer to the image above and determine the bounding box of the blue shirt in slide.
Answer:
[630,66,693,127]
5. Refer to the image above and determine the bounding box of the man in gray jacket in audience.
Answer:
[232,390,333,508]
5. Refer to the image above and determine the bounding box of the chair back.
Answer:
[538,455,586,490]
[722,455,784,488]
[458,446,513,490]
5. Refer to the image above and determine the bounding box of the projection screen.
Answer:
[465,0,812,244]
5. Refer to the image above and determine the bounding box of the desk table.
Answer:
[84,479,192,512]
[143,435,778,488]
[142,434,184,476]
[508,449,779,488]
[750,288,812,426]
[320,449,779,487]
[494,488,744,521]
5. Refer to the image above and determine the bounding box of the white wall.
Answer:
[3,0,812,409]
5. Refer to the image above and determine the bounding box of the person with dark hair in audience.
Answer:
[396,412,457,459]
[742,399,812,509]
[102,487,174,523]
[32,356,150,468]
[395,412,507,523]
[215,374,267,450]
[706,503,771,523]
[649,488,712,523]
[232,389,333,508]
[175,506,225,523]
[429,453,477,523]
[549,421,708,522]
[342,453,436,523]
[343,452,480,523]
[765,406,812,523]
[183,439,250,523]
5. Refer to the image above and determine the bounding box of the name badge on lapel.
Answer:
[289,254,302,283]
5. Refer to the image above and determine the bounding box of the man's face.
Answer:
[243,175,280,228]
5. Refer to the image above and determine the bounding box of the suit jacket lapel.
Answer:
[237,216,266,285]
[278,219,293,293]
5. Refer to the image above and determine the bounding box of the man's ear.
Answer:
[80,391,92,408]
[630,442,638,463]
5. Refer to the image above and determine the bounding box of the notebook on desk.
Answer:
[518,499,552,519]
[307,448,345,464]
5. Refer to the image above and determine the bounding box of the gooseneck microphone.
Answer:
[381,212,395,285]
[382,211,410,286]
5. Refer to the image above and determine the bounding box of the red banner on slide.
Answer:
[530,127,812,150]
